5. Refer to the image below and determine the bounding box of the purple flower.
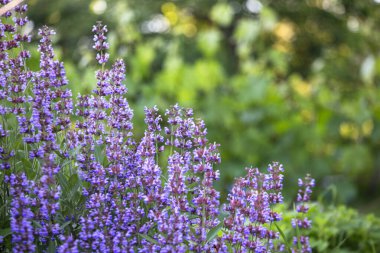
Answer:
[150,207,190,252]
[291,218,312,229]
[0,7,319,251]
[8,173,36,252]
[108,60,133,131]
[297,175,315,203]
[24,26,72,155]
[292,174,315,252]
[16,25,74,244]
[0,2,32,170]
[92,22,109,64]
[58,235,79,253]
[72,22,144,252]
[222,164,286,252]
[292,236,312,253]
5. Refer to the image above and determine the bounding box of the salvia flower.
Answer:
[25,26,72,154]
[8,173,36,252]
[152,153,193,251]
[222,165,285,252]
[189,121,222,251]
[23,26,73,244]
[72,22,148,252]
[0,5,317,252]
[0,1,31,171]
[92,22,109,64]
[291,174,315,253]
[58,235,79,253]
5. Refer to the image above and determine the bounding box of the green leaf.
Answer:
[67,173,82,201]
[188,214,200,220]
[47,240,56,253]
[187,181,199,191]
[56,172,69,192]
[206,222,223,244]
[60,221,71,230]
[68,173,81,192]
[0,228,11,237]
[189,225,197,237]
[0,202,8,213]
[226,242,234,253]
[32,220,42,228]
[138,233,159,245]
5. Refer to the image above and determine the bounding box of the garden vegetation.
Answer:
[0,2,315,252]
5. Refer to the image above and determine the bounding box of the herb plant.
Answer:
[0,2,314,252]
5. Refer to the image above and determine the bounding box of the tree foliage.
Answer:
[28,0,380,207]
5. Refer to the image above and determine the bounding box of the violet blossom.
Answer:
[8,173,36,252]
[291,174,315,253]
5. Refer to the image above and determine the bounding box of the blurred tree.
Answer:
[27,0,380,210]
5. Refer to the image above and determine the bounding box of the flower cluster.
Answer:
[222,163,284,252]
[1,4,73,247]
[61,23,143,252]
[0,1,31,171]
[0,3,34,252]
[26,25,73,244]
[291,174,315,253]
[92,21,109,65]
[7,173,36,252]
[0,4,316,253]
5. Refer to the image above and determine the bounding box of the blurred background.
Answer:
[26,0,380,212]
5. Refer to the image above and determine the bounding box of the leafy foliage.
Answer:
[1,4,317,252]
[26,0,380,206]
[308,203,380,252]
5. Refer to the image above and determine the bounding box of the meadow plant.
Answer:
[0,2,315,252]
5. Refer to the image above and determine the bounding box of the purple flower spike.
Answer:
[292,174,315,253]
[222,164,287,252]
[9,173,36,252]
[0,2,32,170]
[0,6,318,251]
[92,22,109,64]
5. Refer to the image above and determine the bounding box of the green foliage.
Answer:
[1,1,379,251]
[308,203,380,252]
[263,198,380,253]
[27,0,380,207]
